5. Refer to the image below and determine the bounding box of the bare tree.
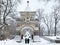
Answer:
[0,0,21,38]
[53,6,60,36]
[0,0,21,29]
[37,9,53,36]
[36,9,44,36]
[42,14,54,36]
[43,15,50,35]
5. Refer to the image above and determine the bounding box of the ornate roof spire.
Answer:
[25,1,31,11]
[27,1,29,6]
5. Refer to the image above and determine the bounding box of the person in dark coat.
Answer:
[21,35,23,39]
[25,38,27,43]
[31,35,33,39]
[28,38,29,44]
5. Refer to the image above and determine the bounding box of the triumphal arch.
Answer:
[17,1,40,40]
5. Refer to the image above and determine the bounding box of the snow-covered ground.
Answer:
[0,36,60,45]
[45,36,60,40]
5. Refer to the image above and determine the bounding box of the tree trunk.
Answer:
[48,29,50,36]
[39,24,40,36]
[47,26,50,36]
[54,18,57,36]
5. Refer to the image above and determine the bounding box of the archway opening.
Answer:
[21,26,34,40]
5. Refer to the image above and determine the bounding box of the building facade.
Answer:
[16,1,40,39]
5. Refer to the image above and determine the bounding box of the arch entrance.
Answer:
[20,26,34,40]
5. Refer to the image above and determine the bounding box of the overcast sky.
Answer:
[16,0,59,15]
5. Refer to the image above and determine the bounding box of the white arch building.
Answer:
[16,1,42,40]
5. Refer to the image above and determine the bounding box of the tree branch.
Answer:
[3,0,8,24]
